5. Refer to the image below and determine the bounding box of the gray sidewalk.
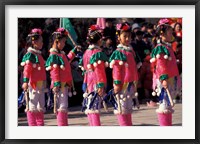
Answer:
[18,103,182,126]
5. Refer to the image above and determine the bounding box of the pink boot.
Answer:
[117,114,129,126]
[91,113,101,126]
[87,114,93,126]
[57,111,67,126]
[157,113,172,126]
[27,111,37,126]
[126,114,133,126]
[36,112,44,126]
[66,113,68,126]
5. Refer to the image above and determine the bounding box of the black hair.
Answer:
[87,30,102,44]
[26,34,41,48]
[116,22,131,36]
[174,22,182,30]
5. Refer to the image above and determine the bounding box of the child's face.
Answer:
[33,36,43,50]
[163,27,174,42]
[118,32,131,46]
[57,37,66,50]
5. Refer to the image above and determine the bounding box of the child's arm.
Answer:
[67,47,79,63]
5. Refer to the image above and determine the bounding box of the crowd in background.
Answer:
[18,18,182,112]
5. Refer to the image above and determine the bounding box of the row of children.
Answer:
[20,18,181,126]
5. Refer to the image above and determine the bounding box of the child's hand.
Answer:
[53,86,60,93]
[22,83,28,91]
[97,87,104,97]
[162,80,168,89]
[114,84,121,94]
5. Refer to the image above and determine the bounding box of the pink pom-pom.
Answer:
[150,58,156,63]
[60,65,65,70]
[125,63,129,67]
[164,55,168,59]
[93,62,97,67]
[38,67,41,70]
[152,91,156,96]
[119,61,123,65]
[21,62,25,66]
[156,54,160,59]
[26,60,30,64]
[32,64,37,68]
[73,91,77,95]
[105,62,109,67]
[135,92,138,97]
[87,64,92,69]
[97,60,101,64]
[53,64,57,68]
[46,66,52,71]
[68,92,72,97]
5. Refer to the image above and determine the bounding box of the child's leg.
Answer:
[117,114,129,126]
[27,111,37,126]
[56,87,68,126]
[87,114,93,126]
[27,87,39,126]
[91,113,101,126]
[126,114,132,126]
[35,111,44,126]
[36,88,45,126]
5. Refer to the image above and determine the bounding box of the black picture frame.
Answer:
[0,0,199,144]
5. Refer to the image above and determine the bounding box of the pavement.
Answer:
[18,102,182,126]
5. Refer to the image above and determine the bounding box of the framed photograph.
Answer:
[1,0,199,143]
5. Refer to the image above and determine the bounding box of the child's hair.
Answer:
[116,22,131,36]
[26,28,42,48]
[152,19,173,46]
[87,25,103,44]
[48,27,68,49]
[52,27,68,42]
[87,30,102,44]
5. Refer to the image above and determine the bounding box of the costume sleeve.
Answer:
[21,52,38,83]
[67,48,77,63]
[90,51,109,88]
[112,60,122,85]
[156,54,168,81]
[45,54,63,87]
[109,50,127,85]
[23,62,33,83]
[94,62,107,88]
[150,45,170,81]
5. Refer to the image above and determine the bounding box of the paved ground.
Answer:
[18,103,182,126]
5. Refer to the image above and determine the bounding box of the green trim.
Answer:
[45,54,65,67]
[151,45,170,58]
[79,58,83,66]
[159,74,168,81]
[114,80,121,85]
[21,52,39,64]
[109,50,127,63]
[90,52,108,64]
[54,81,61,87]
[97,82,104,88]
[71,48,77,54]
[23,78,29,83]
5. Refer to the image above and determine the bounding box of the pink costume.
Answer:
[45,47,76,126]
[80,44,108,126]
[109,44,139,126]
[20,47,46,126]
[150,42,181,126]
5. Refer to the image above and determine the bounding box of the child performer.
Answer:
[21,28,46,126]
[45,28,78,126]
[80,25,108,126]
[150,18,181,126]
[108,22,139,126]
